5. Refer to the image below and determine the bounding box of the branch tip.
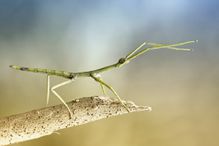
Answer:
[0,96,151,146]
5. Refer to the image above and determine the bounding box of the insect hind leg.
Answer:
[46,75,51,105]
[51,78,75,118]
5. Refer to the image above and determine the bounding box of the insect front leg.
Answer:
[99,83,107,96]
[91,74,130,112]
[95,74,107,96]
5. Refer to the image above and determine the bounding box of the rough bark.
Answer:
[0,96,151,145]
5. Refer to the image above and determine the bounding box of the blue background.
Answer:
[0,0,218,146]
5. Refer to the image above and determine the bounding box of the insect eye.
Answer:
[118,58,126,64]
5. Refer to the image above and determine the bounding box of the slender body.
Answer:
[10,41,196,118]
[10,65,75,79]
[10,62,121,79]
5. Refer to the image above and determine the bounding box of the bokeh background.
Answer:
[0,0,218,146]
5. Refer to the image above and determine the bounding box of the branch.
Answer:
[0,96,151,146]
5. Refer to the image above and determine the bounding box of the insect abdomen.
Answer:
[10,65,49,73]
[9,65,73,78]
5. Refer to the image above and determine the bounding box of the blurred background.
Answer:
[0,0,218,146]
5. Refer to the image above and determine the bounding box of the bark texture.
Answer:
[0,96,151,145]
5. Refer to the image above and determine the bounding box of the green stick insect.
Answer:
[10,41,196,118]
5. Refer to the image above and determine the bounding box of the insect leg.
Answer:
[92,74,107,96]
[51,79,75,118]
[91,75,130,112]
[99,83,107,95]
[125,42,146,59]
[46,75,51,105]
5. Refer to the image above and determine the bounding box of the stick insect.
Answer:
[10,40,196,118]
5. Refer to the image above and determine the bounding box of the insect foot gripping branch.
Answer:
[9,40,196,119]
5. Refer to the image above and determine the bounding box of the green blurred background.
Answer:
[0,0,218,146]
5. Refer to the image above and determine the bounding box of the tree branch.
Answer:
[0,96,151,146]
